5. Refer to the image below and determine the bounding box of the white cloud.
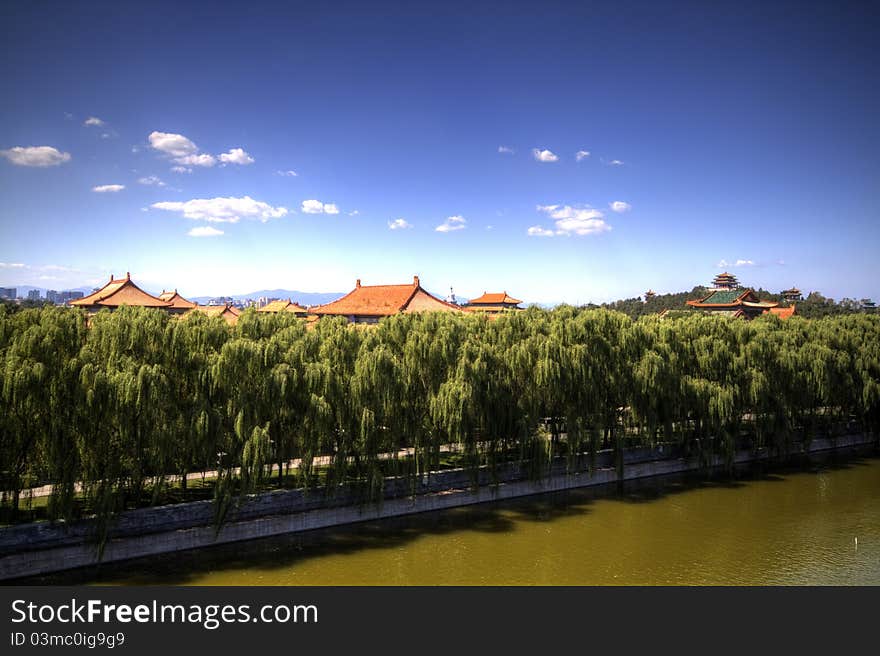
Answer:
[532,204,610,236]
[606,159,624,166]
[92,184,125,193]
[575,150,590,161]
[717,258,757,268]
[348,210,359,216]
[152,196,288,223]
[138,175,166,187]
[301,199,340,214]
[436,215,466,232]
[717,259,730,268]
[188,226,224,237]
[219,148,254,165]
[498,146,515,154]
[84,116,105,127]
[1,146,71,167]
[175,153,216,167]
[0,262,26,268]
[609,201,631,213]
[276,170,298,177]
[388,218,412,230]
[148,131,199,158]
[735,259,755,267]
[532,148,559,163]
[171,165,191,173]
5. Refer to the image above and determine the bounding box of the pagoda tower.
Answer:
[712,272,740,290]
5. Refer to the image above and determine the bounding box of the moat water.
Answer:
[31,450,880,585]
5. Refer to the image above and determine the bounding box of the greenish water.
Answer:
[33,452,880,585]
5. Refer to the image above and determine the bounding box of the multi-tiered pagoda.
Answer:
[712,272,740,289]
[781,287,802,302]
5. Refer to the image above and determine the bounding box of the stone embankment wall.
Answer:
[0,433,874,580]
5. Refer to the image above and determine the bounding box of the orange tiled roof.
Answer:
[158,289,197,309]
[69,273,171,308]
[467,291,523,306]
[257,299,309,314]
[187,304,240,325]
[686,288,778,309]
[311,276,462,317]
[768,305,796,319]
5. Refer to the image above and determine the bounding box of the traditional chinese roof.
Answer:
[311,276,462,317]
[69,273,171,308]
[187,303,240,325]
[257,299,309,314]
[158,289,197,309]
[781,287,801,294]
[687,288,778,309]
[769,305,796,319]
[712,272,740,288]
[467,291,523,306]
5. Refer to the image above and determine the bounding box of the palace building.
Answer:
[158,289,198,314]
[643,289,656,302]
[256,299,309,316]
[465,291,523,313]
[69,273,172,313]
[311,276,462,323]
[781,287,802,302]
[187,303,240,326]
[686,288,779,319]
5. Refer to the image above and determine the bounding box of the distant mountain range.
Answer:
[189,289,346,307]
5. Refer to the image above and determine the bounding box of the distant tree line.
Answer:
[1,304,878,536]
[593,287,875,320]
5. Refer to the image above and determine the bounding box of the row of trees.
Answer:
[1,304,878,529]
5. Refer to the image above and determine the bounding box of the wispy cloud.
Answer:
[276,170,298,177]
[609,201,631,213]
[0,262,26,269]
[152,196,288,223]
[717,258,756,268]
[171,165,191,173]
[301,199,340,214]
[348,210,359,216]
[532,148,559,163]
[92,184,125,193]
[84,116,105,127]
[175,153,216,167]
[498,145,515,154]
[528,204,610,237]
[219,148,254,165]
[188,226,224,237]
[575,150,590,161]
[1,146,71,167]
[603,158,624,166]
[388,218,412,230]
[436,215,466,232]
[137,175,166,187]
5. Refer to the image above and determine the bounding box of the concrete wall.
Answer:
[0,433,874,580]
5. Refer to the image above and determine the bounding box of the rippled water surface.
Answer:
[40,452,880,585]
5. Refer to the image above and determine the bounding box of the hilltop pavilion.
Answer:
[69,273,171,313]
[311,276,462,323]
[712,272,740,290]
[781,287,803,302]
[465,291,523,313]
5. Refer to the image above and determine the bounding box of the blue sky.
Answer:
[1,0,878,303]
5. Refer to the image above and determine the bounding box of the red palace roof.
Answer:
[769,305,796,319]
[311,276,462,317]
[188,304,240,325]
[467,291,523,305]
[70,273,171,308]
[257,299,309,314]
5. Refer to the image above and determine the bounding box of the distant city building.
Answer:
[712,272,740,290]
[311,276,461,324]
[60,290,84,303]
[781,287,802,302]
[0,287,16,300]
[27,289,41,301]
[465,291,524,313]
[445,287,458,305]
[46,290,60,304]
[207,296,234,306]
